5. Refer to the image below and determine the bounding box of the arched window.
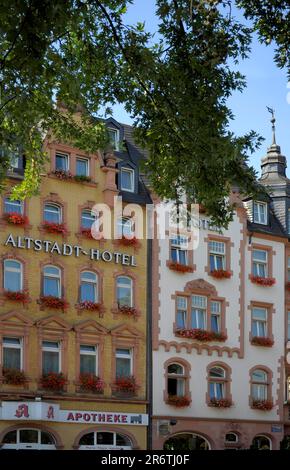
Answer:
[225,433,238,444]
[4,198,23,215]
[2,428,56,450]
[117,217,134,237]
[251,435,271,450]
[44,203,62,224]
[116,276,133,307]
[79,431,132,450]
[164,433,210,451]
[81,209,98,230]
[167,363,186,397]
[4,260,23,292]
[209,366,226,400]
[43,266,61,298]
[80,271,98,303]
[251,369,268,400]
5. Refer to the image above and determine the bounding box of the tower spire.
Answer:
[266,106,276,145]
[260,107,286,180]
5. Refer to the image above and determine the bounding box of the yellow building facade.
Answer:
[0,119,150,449]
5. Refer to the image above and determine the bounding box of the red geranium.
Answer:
[39,296,69,310]
[252,399,273,410]
[250,275,276,286]
[251,336,274,347]
[2,368,27,385]
[80,227,94,239]
[176,328,227,342]
[3,212,29,226]
[53,170,73,180]
[42,221,67,234]
[166,395,191,407]
[116,236,141,248]
[40,372,66,391]
[209,398,232,408]
[210,269,231,279]
[114,376,138,393]
[117,305,138,317]
[4,290,29,304]
[79,374,104,393]
[168,261,194,273]
[77,301,102,311]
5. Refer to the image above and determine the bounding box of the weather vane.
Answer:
[266,106,276,145]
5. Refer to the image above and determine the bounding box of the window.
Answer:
[251,369,268,400]
[288,311,290,341]
[80,271,98,303]
[80,345,98,375]
[115,348,132,378]
[2,337,22,370]
[4,260,23,292]
[79,431,132,450]
[55,153,69,171]
[116,276,133,307]
[2,429,56,449]
[171,234,188,265]
[209,366,226,399]
[42,341,61,374]
[44,203,62,224]
[43,265,61,298]
[120,168,134,192]
[191,295,207,329]
[252,307,267,337]
[108,128,119,151]
[251,435,271,450]
[4,198,23,215]
[176,296,187,329]
[9,154,20,169]
[210,301,221,333]
[225,433,238,444]
[167,363,185,397]
[253,202,267,224]
[76,157,89,177]
[81,209,98,230]
[252,249,267,277]
[117,217,134,237]
[209,241,225,271]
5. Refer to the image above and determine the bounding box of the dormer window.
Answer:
[120,167,135,192]
[108,128,119,151]
[253,202,267,225]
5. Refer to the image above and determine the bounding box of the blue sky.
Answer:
[111,1,290,178]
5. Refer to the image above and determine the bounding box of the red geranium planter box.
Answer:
[39,296,69,310]
[113,376,138,393]
[166,395,191,407]
[116,237,141,248]
[250,275,275,286]
[168,261,194,273]
[42,222,67,234]
[79,374,104,393]
[117,305,138,317]
[3,212,29,226]
[209,398,232,408]
[40,372,66,391]
[53,170,73,180]
[2,368,27,385]
[251,336,274,347]
[77,301,103,312]
[4,290,29,304]
[252,399,273,410]
[80,227,94,239]
[176,328,227,342]
[210,269,231,279]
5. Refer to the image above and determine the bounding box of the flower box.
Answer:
[252,399,273,411]
[3,290,29,304]
[250,275,276,286]
[40,372,66,391]
[77,301,103,312]
[116,237,141,248]
[209,398,232,408]
[42,222,67,234]
[168,261,194,273]
[39,296,69,311]
[80,227,94,239]
[79,373,104,393]
[117,305,138,317]
[53,170,73,180]
[3,212,29,226]
[2,368,27,385]
[251,336,274,347]
[74,175,91,183]
[113,376,138,394]
[176,328,227,342]
[166,395,191,407]
[210,269,231,279]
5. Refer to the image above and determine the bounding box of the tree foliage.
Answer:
[0,0,289,226]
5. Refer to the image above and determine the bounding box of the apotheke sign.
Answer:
[0,402,148,426]
[4,234,137,267]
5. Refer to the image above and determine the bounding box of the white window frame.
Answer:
[43,265,61,298]
[120,167,135,192]
[253,202,267,225]
[76,157,89,177]
[4,259,23,292]
[55,152,69,172]
[225,433,238,444]
[252,249,268,277]
[167,363,186,397]
[176,296,187,329]
[79,431,132,450]
[2,337,23,370]
[209,241,226,271]
[116,276,133,307]
[81,209,98,229]
[42,341,61,374]
[210,301,221,333]
[4,198,24,215]
[117,217,134,237]
[108,128,120,151]
[252,307,267,337]
[115,348,133,377]
[80,271,98,303]
[171,234,188,265]
[80,344,98,375]
[251,370,268,400]
[44,203,62,224]
[191,295,207,329]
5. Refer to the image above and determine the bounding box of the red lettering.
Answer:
[83,413,91,422]
[67,412,75,421]
[114,415,121,423]
[107,414,113,422]
[47,406,54,419]
[15,404,29,418]
[122,415,128,423]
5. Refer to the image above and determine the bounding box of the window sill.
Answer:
[167,261,195,273]
[209,270,232,279]
[48,172,97,187]
[165,395,191,407]
[175,328,227,342]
